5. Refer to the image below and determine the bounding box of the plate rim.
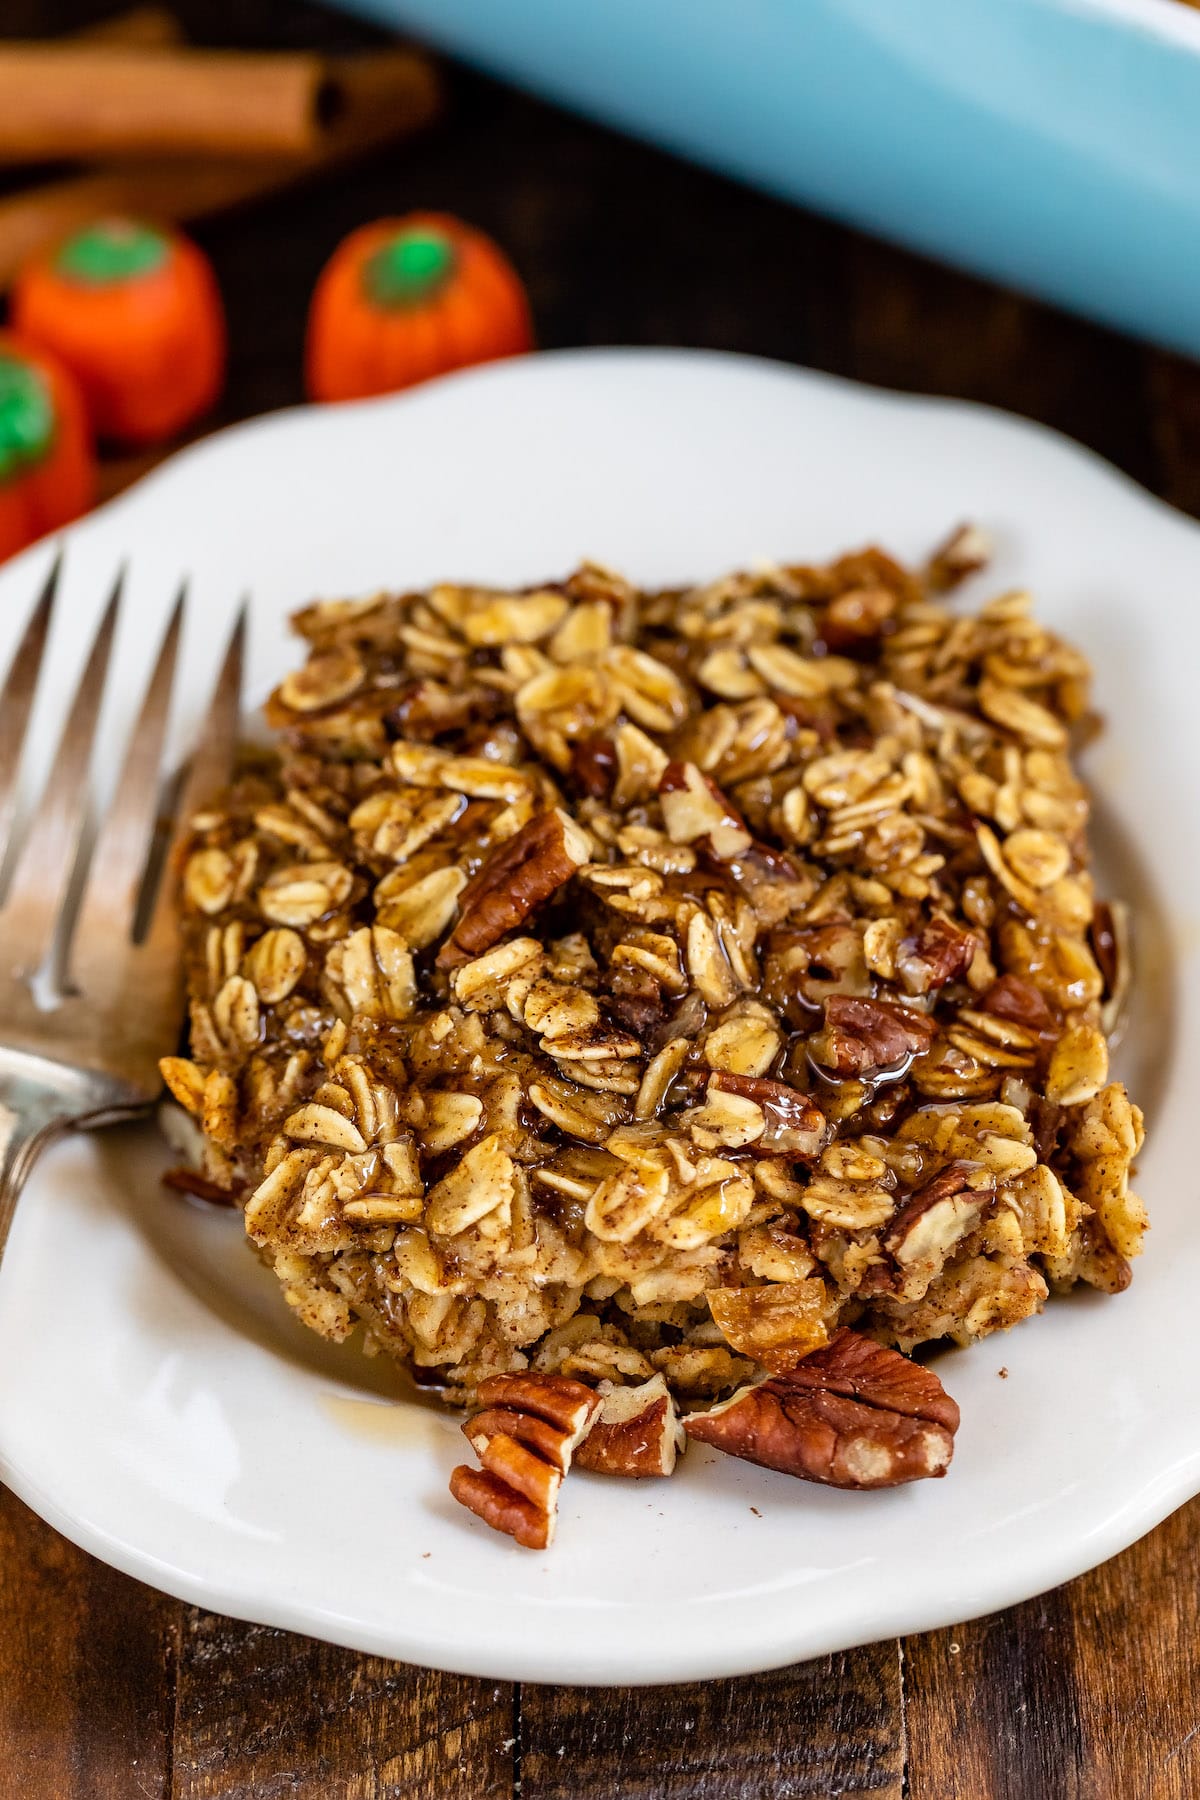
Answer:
[0,1448,1193,1685]
[7,341,1200,596]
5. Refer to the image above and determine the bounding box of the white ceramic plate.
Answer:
[0,349,1195,1685]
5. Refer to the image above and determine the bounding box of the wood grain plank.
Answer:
[519,1643,903,1800]
[0,1485,177,1800]
[904,1586,1084,1800]
[905,1495,1200,1800]
[170,1608,514,1800]
[813,233,1159,491]
[1069,1496,1200,1800]
[1147,350,1200,519]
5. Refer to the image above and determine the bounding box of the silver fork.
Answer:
[0,555,243,1256]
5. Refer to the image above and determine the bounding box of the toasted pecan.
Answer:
[437,809,590,967]
[810,995,937,1079]
[685,1328,958,1488]
[574,1375,684,1477]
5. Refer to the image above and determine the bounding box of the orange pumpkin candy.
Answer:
[305,213,533,403]
[0,333,94,564]
[12,217,226,447]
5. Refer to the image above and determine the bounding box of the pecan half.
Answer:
[883,1160,995,1297]
[898,918,978,995]
[437,809,590,968]
[574,1375,685,1477]
[684,1328,958,1489]
[707,1279,830,1372]
[708,1072,825,1161]
[450,1373,601,1549]
[809,995,936,1080]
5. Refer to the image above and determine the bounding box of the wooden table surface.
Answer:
[6,4,1200,1796]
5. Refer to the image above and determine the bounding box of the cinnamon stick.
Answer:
[0,46,339,163]
[0,47,442,287]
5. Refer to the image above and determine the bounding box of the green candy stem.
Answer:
[0,356,54,486]
[56,218,169,286]
[363,227,456,307]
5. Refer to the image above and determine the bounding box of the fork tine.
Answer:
[0,570,122,974]
[69,587,186,982]
[0,552,61,863]
[140,602,246,961]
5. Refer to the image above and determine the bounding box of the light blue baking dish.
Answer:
[335,0,1200,360]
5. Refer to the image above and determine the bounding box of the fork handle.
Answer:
[0,1067,141,1263]
[0,1091,68,1260]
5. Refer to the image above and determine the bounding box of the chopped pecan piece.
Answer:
[658,761,752,861]
[818,585,897,655]
[788,545,919,606]
[464,1406,577,1474]
[707,1279,830,1372]
[475,1372,601,1439]
[722,840,803,886]
[809,996,936,1080]
[574,1375,685,1477]
[448,1467,554,1551]
[450,1373,602,1549]
[883,1160,995,1297]
[608,959,669,1037]
[161,1167,240,1206]
[1029,1093,1064,1164]
[437,809,591,968]
[570,734,618,799]
[1069,1215,1133,1295]
[684,1328,958,1489]
[709,1072,825,1160]
[772,693,837,741]
[898,918,978,995]
[926,522,993,591]
[386,681,502,742]
[763,921,869,1024]
[983,974,1056,1033]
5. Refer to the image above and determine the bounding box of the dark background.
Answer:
[4,3,1200,1797]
